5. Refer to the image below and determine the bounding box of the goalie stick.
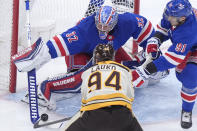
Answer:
[27,69,40,123]
[25,0,40,124]
[33,115,72,128]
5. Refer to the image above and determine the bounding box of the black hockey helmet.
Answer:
[93,43,115,63]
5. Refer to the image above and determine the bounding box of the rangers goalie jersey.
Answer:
[46,12,154,58]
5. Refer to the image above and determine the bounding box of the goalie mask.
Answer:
[93,44,115,63]
[95,5,118,40]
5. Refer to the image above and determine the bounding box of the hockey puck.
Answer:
[41,113,48,121]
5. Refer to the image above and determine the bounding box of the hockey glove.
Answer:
[135,65,150,80]
[132,70,147,88]
[122,50,147,69]
[149,70,170,80]
[146,37,161,60]
[131,64,151,88]
[12,38,51,72]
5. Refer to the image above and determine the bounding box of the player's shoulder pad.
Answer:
[119,12,135,22]
[173,23,196,43]
[119,12,148,26]
[98,61,130,72]
[77,14,95,25]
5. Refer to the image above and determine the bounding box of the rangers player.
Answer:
[135,0,197,129]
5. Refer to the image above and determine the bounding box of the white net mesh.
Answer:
[85,0,134,17]
[0,0,136,91]
[0,0,13,89]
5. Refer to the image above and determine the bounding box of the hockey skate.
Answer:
[21,87,56,110]
[181,110,192,129]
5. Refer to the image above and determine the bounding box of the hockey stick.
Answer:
[33,116,72,128]
[25,0,40,124]
[27,69,40,123]
[34,110,80,129]
[141,54,152,68]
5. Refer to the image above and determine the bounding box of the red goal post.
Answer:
[9,0,19,93]
[1,0,140,93]
[133,0,140,55]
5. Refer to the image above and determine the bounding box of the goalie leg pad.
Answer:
[40,58,93,100]
[40,72,83,100]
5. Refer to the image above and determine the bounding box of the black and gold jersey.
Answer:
[80,61,134,111]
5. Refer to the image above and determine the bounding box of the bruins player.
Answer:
[63,44,143,131]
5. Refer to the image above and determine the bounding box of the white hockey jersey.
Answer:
[80,61,134,111]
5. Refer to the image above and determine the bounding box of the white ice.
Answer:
[1,0,197,131]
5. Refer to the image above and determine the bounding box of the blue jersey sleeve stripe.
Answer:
[46,40,58,58]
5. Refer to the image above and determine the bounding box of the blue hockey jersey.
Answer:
[46,12,154,58]
[153,8,197,71]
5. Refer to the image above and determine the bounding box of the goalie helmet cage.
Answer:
[1,0,140,93]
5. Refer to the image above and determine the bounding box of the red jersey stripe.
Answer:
[181,92,197,102]
[165,52,183,64]
[137,22,152,43]
[53,36,67,56]
[157,24,168,33]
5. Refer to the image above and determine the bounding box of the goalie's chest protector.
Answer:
[80,61,134,111]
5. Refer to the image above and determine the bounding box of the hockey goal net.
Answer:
[0,0,140,93]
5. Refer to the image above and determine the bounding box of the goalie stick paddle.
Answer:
[27,69,40,124]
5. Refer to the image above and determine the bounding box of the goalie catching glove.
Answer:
[123,56,169,88]
[12,38,51,72]
[134,61,160,80]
